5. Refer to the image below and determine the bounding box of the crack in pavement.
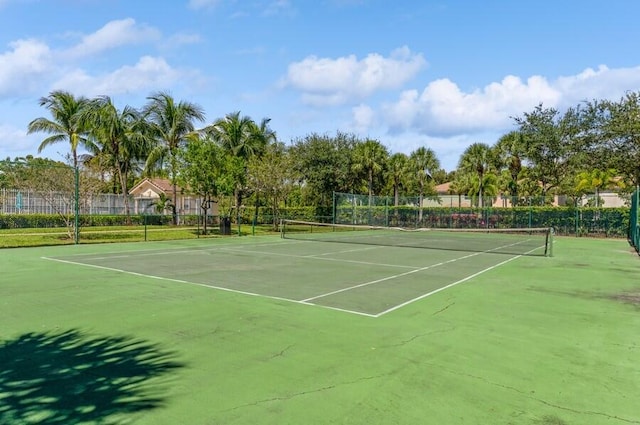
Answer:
[428,363,640,424]
[432,301,455,316]
[381,327,456,348]
[266,344,294,360]
[220,373,390,413]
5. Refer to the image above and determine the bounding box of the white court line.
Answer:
[374,244,544,317]
[301,250,481,302]
[304,245,381,257]
[301,239,542,304]
[217,246,417,269]
[374,255,521,317]
[52,239,306,262]
[42,238,545,318]
[41,256,377,318]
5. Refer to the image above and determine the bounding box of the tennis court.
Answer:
[3,230,640,425]
[44,224,552,317]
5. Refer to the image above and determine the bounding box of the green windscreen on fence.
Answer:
[332,191,629,238]
[629,189,640,254]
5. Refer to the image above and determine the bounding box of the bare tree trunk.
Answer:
[117,166,132,225]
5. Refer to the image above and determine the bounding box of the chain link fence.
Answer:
[333,192,631,238]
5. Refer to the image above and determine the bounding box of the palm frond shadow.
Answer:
[0,329,184,424]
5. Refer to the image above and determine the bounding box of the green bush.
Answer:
[0,206,631,238]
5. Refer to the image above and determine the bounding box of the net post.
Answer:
[332,191,336,225]
[385,196,389,227]
[545,227,554,257]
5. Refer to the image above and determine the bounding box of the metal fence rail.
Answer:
[0,188,201,216]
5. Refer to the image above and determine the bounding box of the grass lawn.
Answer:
[1,235,638,424]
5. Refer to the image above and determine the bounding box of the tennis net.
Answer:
[280,220,554,257]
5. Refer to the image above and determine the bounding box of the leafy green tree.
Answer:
[143,91,205,225]
[180,134,225,234]
[458,142,493,208]
[289,132,358,209]
[27,91,94,169]
[6,157,102,238]
[493,131,525,204]
[514,104,583,196]
[351,139,389,206]
[587,92,640,186]
[204,112,275,225]
[247,141,294,228]
[408,147,440,222]
[575,168,623,207]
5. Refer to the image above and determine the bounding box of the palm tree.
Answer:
[82,96,152,219]
[575,168,623,207]
[409,147,440,222]
[143,91,205,225]
[207,112,275,156]
[205,112,275,224]
[458,143,494,208]
[386,152,409,208]
[27,90,93,169]
[449,171,474,208]
[467,172,499,207]
[351,139,389,207]
[494,131,525,205]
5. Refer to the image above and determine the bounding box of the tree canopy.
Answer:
[19,89,640,223]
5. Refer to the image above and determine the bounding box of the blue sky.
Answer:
[1,0,640,171]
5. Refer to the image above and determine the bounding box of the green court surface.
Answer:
[1,235,639,424]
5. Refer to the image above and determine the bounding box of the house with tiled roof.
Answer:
[129,178,216,216]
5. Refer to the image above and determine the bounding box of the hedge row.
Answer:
[335,205,630,237]
[0,206,630,238]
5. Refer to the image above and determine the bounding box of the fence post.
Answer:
[74,166,79,245]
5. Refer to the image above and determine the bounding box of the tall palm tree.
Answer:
[409,146,440,222]
[143,91,205,224]
[351,139,389,206]
[27,90,93,169]
[205,112,275,223]
[494,131,525,205]
[386,152,409,208]
[458,143,494,208]
[82,96,152,219]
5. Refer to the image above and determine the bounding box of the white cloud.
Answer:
[0,123,31,154]
[555,65,640,105]
[0,20,203,102]
[0,38,51,97]
[282,46,426,106]
[351,104,375,133]
[345,64,640,169]
[164,32,202,49]
[382,74,559,136]
[52,56,186,97]
[64,18,161,58]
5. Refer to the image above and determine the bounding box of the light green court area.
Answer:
[1,235,639,424]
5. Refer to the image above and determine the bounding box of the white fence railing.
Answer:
[0,189,202,215]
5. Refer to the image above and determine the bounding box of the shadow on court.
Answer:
[0,329,184,424]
